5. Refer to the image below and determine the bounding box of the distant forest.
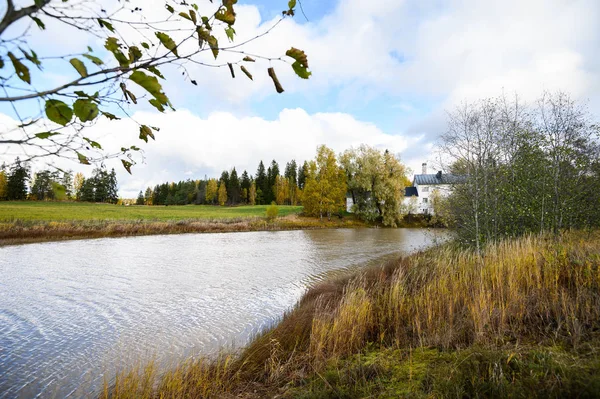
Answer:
[137,159,307,206]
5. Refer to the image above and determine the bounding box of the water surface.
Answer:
[0,228,446,398]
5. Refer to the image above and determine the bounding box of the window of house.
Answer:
[422,198,428,203]
[422,187,429,192]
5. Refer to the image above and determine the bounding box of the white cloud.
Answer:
[0,109,412,198]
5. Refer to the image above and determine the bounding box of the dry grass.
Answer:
[0,214,366,246]
[101,231,600,398]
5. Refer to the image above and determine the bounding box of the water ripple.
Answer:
[0,228,447,398]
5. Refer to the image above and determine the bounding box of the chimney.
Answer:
[422,163,427,175]
[436,171,442,179]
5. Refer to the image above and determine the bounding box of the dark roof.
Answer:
[404,187,418,197]
[413,173,466,185]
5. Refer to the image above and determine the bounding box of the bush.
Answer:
[265,202,279,222]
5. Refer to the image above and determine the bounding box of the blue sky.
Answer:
[1,0,599,197]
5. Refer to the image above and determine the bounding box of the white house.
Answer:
[411,163,465,214]
[346,163,464,215]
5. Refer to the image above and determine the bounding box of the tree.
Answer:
[0,170,7,200]
[249,181,257,205]
[7,158,29,200]
[240,170,251,204]
[136,191,145,205]
[302,146,347,220]
[62,170,73,199]
[30,170,57,200]
[74,172,84,200]
[144,187,153,205]
[340,145,407,226]
[285,160,299,204]
[218,180,228,206]
[205,178,218,204]
[298,161,308,190]
[440,91,600,248]
[255,161,267,205]
[0,1,311,171]
[228,168,241,205]
[265,160,280,204]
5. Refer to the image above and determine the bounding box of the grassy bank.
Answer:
[0,201,303,221]
[103,231,600,398]
[0,202,368,246]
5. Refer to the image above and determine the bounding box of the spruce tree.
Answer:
[7,158,30,200]
[255,161,267,205]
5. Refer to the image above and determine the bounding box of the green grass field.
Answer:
[0,201,303,222]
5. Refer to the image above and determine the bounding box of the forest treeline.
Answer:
[138,145,410,226]
[0,159,119,204]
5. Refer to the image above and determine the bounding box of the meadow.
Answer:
[0,201,303,222]
[0,202,366,246]
[103,231,600,398]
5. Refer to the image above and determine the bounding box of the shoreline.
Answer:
[0,215,369,247]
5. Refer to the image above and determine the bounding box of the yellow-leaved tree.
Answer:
[205,179,218,204]
[0,170,7,200]
[302,145,347,220]
[217,180,228,206]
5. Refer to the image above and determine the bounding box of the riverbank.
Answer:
[0,202,371,246]
[103,230,600,398]
[0,214,368,246]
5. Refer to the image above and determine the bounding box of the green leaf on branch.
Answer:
[83,54,103,66]
[30,16,45,30]
[129,71,171,109]
[83,137,102,149]
[141,42,150,50]
[77,152,90,165]
[69,58,88,77]
[288,0,297,9]
[243,56,255,62]
[155,32,178,57]
[73,99,99,122]
[291,61,311,79]
[8,52,30,84]
[286,47,311,79]
[139,125,155,143]
[240,65,253,80]
[20,48,41,69]
[216,0,237,25]
[105,37,130,67]
[165,4,174,13]
[128,46,143,63]
[189,9,197,24]
[149,99,165,112]
[225,26,235,42]
[179,12,192,21]
[121,160,133,174]
[147,66,165,79]
[101,111,119,120]
[201,16,211,30]
[45,99,73,126]
[35,132,60,139]
[97,18,115,33]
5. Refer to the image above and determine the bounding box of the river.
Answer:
[0,228,446,398]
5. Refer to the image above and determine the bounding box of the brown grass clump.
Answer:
[101,231,600,398]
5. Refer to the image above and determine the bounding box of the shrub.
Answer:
[265,202,279,222]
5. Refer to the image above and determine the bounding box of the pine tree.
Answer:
[255,161,267,205]
[7,158,29,200]
[240,170,251,203]
[136,191,145,205]
[266,160,280,204]
[298,161,308,190]
[228,168,241,205]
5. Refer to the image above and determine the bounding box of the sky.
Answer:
[1,0,600,198]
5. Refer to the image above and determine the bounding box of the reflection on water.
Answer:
[0,228,446,398]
